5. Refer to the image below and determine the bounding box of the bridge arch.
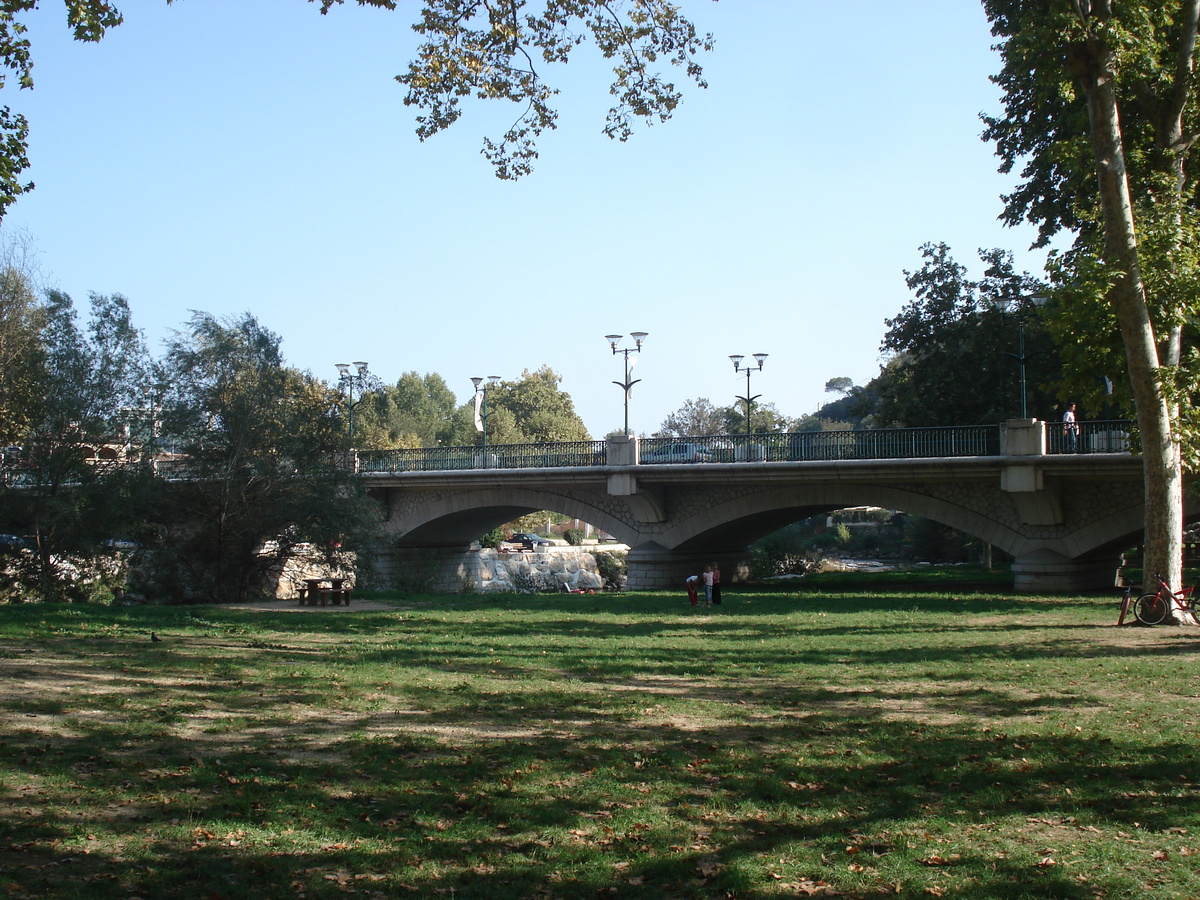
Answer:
[376,485,636,548]
[657,483,1031,556]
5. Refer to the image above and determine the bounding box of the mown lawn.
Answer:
[0,575,1197,899]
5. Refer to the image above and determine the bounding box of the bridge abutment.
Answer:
[1010,549,1122,593]
[625,544,753,590]
[373,546,479,593]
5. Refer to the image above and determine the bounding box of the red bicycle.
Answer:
[1134,573,1200,626]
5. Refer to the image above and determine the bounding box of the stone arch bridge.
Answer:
[360,420,1155,593]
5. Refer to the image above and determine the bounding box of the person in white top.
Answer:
[1063,402,1078,452]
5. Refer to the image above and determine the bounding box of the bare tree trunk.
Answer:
[1069,36,1187,618]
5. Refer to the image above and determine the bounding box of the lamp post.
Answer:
[605,332,649,435]
[730,353,768,445]
[991,295,1047,419]
[471,375,501,454]
[335,361,371,442]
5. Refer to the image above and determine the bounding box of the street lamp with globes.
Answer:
[730,353,769,445]
[605,332,648,435]
[335,361,372,442]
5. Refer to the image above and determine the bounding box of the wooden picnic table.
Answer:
[298,577,352,606]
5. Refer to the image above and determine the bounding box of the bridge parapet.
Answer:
[355,420,1133,475]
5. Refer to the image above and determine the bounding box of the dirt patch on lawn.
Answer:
[222,598,402,613]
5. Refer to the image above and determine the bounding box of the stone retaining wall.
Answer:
[375,544,625,593]
[467,546,608,593]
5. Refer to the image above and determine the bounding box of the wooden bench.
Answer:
[319,587,352,606]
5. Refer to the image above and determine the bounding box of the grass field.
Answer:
[1,573,1198,899]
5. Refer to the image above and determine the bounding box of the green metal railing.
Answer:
[357,440,608,473]
[353,422,1136,473]
[639,425,1003,464]
[1046,419,1132,455]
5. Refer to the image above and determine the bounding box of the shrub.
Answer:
[2,550,127,604]
[750,544,821,579]
[594,550,627,588]
[563,528,587,546]
[509,568,557,593]
[480,527,506,549]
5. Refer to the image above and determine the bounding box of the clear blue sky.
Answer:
[7,1,1050,438]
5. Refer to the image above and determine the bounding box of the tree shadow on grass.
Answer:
[1,598,1197,898]
[1,706,1196,899]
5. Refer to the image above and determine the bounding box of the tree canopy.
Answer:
[869,242,1064,427]
[0,233,44,443]
[320,0,712,179]
[983,0,1200,602]
[655,397,729,438]
[157,312,378,602]
[0,0,710,220]
[0,1,128,219]
[2,290,153,600]
[355,371,460,449]
[459,366,590,445]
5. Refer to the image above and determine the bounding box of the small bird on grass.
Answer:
[150,632,162,643]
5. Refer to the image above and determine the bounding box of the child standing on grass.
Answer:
[685,574,701,607]
[711,562,721,605]
[702,564,714,607]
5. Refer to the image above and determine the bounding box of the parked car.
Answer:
[641,442,714,464]
[507,532,551,550]
[0,534,30,553]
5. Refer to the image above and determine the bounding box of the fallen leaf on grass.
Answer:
[779,880,837,896]
[918,854,959,867]
[697,858,722,879]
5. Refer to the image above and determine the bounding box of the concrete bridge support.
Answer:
[1010,549,1124,593]
[376,547,481,593]
[624,544,753,591]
